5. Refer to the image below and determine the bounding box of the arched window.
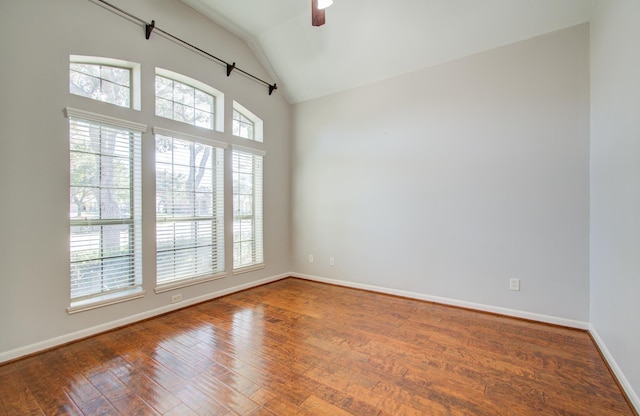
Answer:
[232,101,263,142]
[155,68,224,131]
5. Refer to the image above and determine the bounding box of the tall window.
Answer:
[155,129,225,288]
[155,74,215,130]
[232,147,264,271]
[67,109,144,309]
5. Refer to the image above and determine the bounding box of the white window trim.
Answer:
[156,68,225,132]
[153,128,226,290]
[152,126,228,149]
[66,108,147,313]
[65,107,147,132]
[154,272,227,294]
[70,55,142,110]
[67,288,145,314]
[232,264,266,276]
[231,144,266,157]
[233,101,263,142]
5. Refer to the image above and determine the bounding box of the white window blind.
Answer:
[232,147,264,270]
[155,132,225,286]
[68,112,143,303]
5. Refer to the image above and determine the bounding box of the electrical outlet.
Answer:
[171,294,182,303]
[308,254,314,263]
[509,278,520,291]
[329,257,335,266]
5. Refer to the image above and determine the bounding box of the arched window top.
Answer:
[233,101,263,143]
[155,68,224,132]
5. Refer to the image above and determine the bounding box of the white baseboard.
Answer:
[0,273,289,364]
[589,324,640,413]
[291,273,590,329]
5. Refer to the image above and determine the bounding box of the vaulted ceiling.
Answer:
[180,0,593,103]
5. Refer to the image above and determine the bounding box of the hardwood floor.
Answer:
[0,278,635,415]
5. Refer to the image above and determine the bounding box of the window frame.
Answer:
[153,127,228,292]
[69,55,141,110]
[65,107,146,314]
[232,101,263,142]
[231,145,265,273]
[233,109,255,140]
[65,58,268,309]
[155,68,224,132]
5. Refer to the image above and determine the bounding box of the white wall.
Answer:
[293,24,590,324]
[0,0,291,359]
[590,0,640,408]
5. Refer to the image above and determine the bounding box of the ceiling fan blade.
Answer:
[312,0,326,26]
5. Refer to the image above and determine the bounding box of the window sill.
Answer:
[154,272,227,294]
[67,287,145,314]
[232,263,266,276]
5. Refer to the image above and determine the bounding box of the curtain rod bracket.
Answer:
[269,83,278,96]
[145,20,155,39]
[226,62,236,77]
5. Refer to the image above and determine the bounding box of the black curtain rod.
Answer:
[94,0,278,96]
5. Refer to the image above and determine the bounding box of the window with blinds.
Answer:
[67,110,143,306]
[155,130,225,287]
[232,147,264,271]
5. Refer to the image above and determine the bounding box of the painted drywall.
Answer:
[292,24,590,322]
[590,0,640,407]
[0,0,291,358]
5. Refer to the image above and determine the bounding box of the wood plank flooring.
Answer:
[0,278,635,415]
